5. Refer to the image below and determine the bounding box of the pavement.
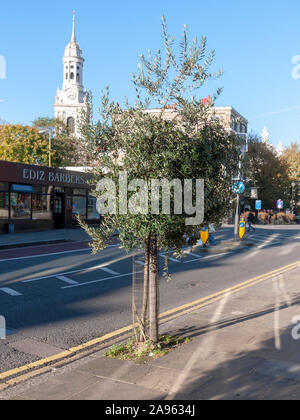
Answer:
[0,228,91,249]
[1,261,300,400]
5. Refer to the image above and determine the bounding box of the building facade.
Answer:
[54,12,88,137]
[145,100,248,138]
[0,161,99,234]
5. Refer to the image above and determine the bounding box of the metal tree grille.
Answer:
[132,248,146,337]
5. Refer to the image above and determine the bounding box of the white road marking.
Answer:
[135,260,145,266]
[184,251,203,258]
[56,276,78,285]
[159,253,180,263]
[61,271,144,290]
[183,252,231,263]
[99,267,120,275]
[0,248,91,263]
[244,234,280,260]
[23,261,122,283]
[0,244,119,263]
[0,288,22,297]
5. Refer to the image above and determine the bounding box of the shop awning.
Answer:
[11,184,34,193]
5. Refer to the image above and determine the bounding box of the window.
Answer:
[72,196,87,220]
[32,195,53,220]
[67,117,75,135]
[54,187,65,193]
[54,196,63,214]
[73,189,86,196]
[33,185,53,195]
[0,192,9,219]
[70,72,74,80]
[10,193,31,219]
[0,182,8,191]
[66,73,68,80]
[88,196,99,220]
[77,73,80,82]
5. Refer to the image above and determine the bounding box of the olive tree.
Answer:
[80,17,239,343]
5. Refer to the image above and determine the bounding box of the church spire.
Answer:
[71,10,76,43]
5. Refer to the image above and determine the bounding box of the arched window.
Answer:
[77,73,80,82]
[70,72,74,80]
[67,117,75,135]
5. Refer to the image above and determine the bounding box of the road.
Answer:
[0,225,300,373]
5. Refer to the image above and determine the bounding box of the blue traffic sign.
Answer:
[233,181,245,195]
[277,200,283,210]
[255,200,262,210]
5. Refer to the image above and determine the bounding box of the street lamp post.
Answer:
[48,129,52,168]
[39,128,52,167]
[291,181,296,214]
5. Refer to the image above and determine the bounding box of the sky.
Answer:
[0,0,300,148]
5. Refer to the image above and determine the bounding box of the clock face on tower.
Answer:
[67,90,76,101]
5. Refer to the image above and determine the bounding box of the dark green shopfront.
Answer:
[0,161,100,234]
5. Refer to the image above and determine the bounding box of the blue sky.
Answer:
[0,0,300,148]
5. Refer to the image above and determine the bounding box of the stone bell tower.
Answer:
[54,12,88,138]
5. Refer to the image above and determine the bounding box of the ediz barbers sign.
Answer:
[0,161,89,188]
[22,168,86,186]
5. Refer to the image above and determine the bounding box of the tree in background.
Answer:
[283,142,300,211]
[283,143,300,180]
[0,118,84,167]
[0,124,49,165]
[79,17,240,343]
[244,134,291,209]
[33,117,84,167]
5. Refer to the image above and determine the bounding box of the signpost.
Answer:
[233,180,245,241]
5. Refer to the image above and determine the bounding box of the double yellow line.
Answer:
[1,259,300,392]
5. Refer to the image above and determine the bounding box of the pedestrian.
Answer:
[247,212,256,232]
[208,223,217,245]
[268,211,273,225]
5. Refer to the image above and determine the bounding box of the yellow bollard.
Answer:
[201,227,209,246]
[239,219,246,240]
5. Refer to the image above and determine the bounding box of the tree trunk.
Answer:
[149,235,159,343]
[140,237,150,342]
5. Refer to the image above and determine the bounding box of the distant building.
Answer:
[261,126,270,144]
[145,98,248,138]
[276,141,285,156]
[54,12,88,138]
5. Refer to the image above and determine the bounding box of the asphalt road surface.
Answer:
[0,225,300,373]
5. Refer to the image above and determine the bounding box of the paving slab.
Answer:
[14,370,101,400]
[68,378,165,401]
[8,338,65,358]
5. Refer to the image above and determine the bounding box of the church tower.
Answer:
[54,12,88,137]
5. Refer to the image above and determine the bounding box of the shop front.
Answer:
[0,161,100,234]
